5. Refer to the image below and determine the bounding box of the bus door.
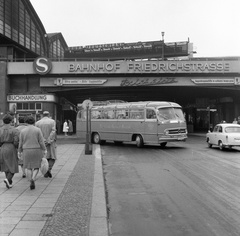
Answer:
[145,109,158,143]
[128,108,145,140]
[115,108,131,141]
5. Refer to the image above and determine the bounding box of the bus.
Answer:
[76,101,188,147]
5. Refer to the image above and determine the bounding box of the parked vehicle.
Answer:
[206,123,240,150]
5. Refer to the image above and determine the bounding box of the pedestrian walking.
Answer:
[18,115,47,190]
[63,119,69,136]
[237,116,240,125]
[68,119,73,135]
[233,118,237,124]
[35,111,57,178]
[16,116,28,178]
[56,120,60,134]
[0,114,19,189]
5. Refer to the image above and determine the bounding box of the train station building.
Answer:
[1,0,240,133]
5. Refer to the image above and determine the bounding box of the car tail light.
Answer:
[226,135,228,142]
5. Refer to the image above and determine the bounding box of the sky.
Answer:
[30,0,240,58]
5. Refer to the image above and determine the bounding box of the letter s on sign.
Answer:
[33,57,52,75]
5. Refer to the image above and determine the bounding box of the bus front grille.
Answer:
[168,129,186,134]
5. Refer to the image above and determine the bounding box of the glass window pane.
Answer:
[116,109,128,119]
[91,109,101,119]
[130,109,144,119]
[17,103,23,110]
[29,103,35,109]
[23,103,28,109]
[35,103,42,110]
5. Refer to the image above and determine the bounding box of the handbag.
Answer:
[40,157,49,175]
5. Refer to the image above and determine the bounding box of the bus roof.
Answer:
[90,101,182,110]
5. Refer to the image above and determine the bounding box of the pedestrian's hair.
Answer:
[24,115,35,124]
[18,116,25,123]
[2,114,13,124]
[43,111,50,117]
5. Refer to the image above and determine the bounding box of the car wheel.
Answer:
[207,139,212,148]
[136,135,144,148]
[93,133,101,144]
[219,141,224,150]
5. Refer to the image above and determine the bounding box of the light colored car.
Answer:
[206,123,240,150]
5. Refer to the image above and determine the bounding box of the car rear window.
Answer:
[225,127,240,133]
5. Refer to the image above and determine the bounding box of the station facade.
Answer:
[0,0,240,133]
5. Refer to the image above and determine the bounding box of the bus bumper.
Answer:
[159,135,187,142]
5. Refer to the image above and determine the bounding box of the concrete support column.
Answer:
[0,61,8,119]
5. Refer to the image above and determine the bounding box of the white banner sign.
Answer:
[191,78,236,84]
[54,78,107,86]
[7,94,57,102]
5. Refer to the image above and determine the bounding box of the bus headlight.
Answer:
[165,130,169,135]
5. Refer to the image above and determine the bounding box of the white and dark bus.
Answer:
[76,101,187,147]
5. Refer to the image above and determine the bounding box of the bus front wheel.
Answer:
[93,133,101,144]
[136,135,144,148]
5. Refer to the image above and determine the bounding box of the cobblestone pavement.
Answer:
[40,145,95,236]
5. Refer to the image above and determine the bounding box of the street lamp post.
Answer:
[161,31,165,60]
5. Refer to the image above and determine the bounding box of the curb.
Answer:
[89,145,109,236]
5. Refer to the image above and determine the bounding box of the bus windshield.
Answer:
[157,107,185,121]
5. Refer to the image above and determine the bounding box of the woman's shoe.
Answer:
[4,179,11,189]
[44,171,49,178]
[48,170,52,178]
[30,180,35,190]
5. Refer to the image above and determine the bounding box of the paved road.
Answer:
[101,135,240,236]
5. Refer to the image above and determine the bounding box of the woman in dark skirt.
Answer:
[18,115,47,190]
[0,114,19,189]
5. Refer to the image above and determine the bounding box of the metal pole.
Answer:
[207,107,211,131]
[85,104,92,155]
[161,31,165,60]
[85,105,90,154]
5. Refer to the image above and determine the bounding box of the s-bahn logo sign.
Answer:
[33,57,52,75]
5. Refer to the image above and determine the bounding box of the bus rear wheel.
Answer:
[136,135,144,148]
[93,133,101,144]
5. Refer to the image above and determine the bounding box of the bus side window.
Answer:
[137,111,144,119]
[129,109,144,119]
[116,109,127,119]
[103,109,115,119]
[146,109,156,119]
[91,110,101,119]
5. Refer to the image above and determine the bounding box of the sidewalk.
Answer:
[0,135,108,236]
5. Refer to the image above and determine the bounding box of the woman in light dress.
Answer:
[63,120,69,136]
[18,116,47,190]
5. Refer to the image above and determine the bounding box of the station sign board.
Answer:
[7,94,57,102]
